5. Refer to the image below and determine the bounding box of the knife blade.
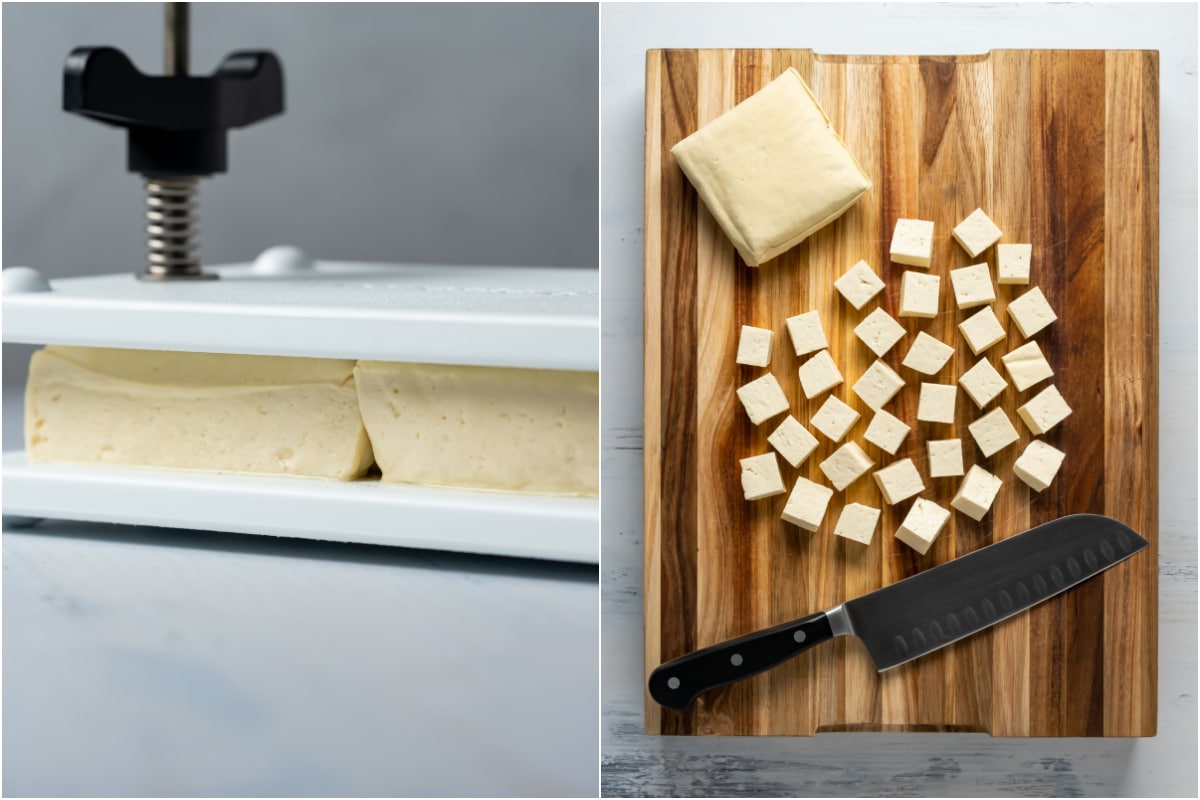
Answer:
[648,513,1148,710]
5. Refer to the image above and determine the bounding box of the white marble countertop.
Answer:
[599,3,1197,797]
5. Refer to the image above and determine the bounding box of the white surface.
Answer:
[2,260,599,371]
[600,2,1197,797]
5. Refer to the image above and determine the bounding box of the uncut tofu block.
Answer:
[890,218,935,267]
[355,361,598,495]
[899,271,940,318]
[24,346,374,480]
[853,359,905,410]
[811,394,861,443]
[917,383,957,424]
[997,243,1032,285]
[873,458,925,505]
[959,356,1008,409]
[736,325,773,367]
[835,260,885,309]
[798,350,845,399]
[951,464,1003,521]
[782,476,835,532]
[736,372,791,424]
[739,452,786,501]
[768,415,819,467]
[820,441,874,491]
[1017,385,1073,435]
[1001,340,1054,391]
[1007,286,1058,338]
[786,310,829,357]
[958,306,1007,355]
[952,208,1003,257]
[896,497,951,556]
[670,67,872,267]
[863,408,911,455]
[968,407,1020,458]
[834,502,881,546]
[927,438,965,477]
[902,331,954,375]
[1013,438,1067,491]
[854,307,906,357]
[949,263,996,309]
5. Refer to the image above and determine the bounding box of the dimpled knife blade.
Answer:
[649,513,1149,710]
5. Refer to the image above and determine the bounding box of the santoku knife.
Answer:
[648,513,1148,710]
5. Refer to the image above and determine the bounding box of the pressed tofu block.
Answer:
[781,476,835,532]
[24,346,375,481]
[890,218,935,267]
[997,243,1032,285]
[798,350,844,399]
[958,306,1007,355]
[833,502,881,546]
[1013,438,1067,491]
[959,356,1008,409]
[854,307,906,357]
[834,259,886,309]
[949,263,997,309]
[811,394,861,443]
[1001,340,1055,391]
[1017,384,1073,435]
[739,452,786,501]
[767,415,819,467]
[853,359,905,410]
[669,67,872,267]
[736,325,773,367]
[873,458,925,505]
[863,409,911,455]
[952,207,1003,257]
[902,331,955,375]
[898,271,940,318]
[927,438,965,478]
[1007,286,1058,338]
[355,361,599,494]
[736,372,791,424]
[895,497,951,556]
[968,407,1020,458]
[917,383,957,424]
[819,441,874,491]
[786,310,829,356]
[951,464,1003,521]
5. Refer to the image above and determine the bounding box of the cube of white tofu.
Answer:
[736,325,773,367]
[834,502,882,546]
[834,259,886,309]
[781,476,835,532]
[968,407,1020,457]
[863,408,911,455]
[899,271,940,318]
[927,438,965,477]
[1017,384,1072,435]
[811,394,861,443]
[997,243,1032,285]
[951,464,1003,521]
[740,452,786,501]
[895,497,951,555]
[958,306,1007,355]
[786,310,829,357]
[854,307,906,357]
[890,218,935,268]
[902,331,955,375]
[952,208,1003,257]
[873,458,925,505]
[767,415,819,467]
[1013,438,1067,492]
[798,350,844,399]
[959,356,1008,409]
[917,382,957,424]
[736,372,791,425]
[1001,340,1054,392]
[852,359,905,410]
[949,263,996,309]
[819,441,874,491]
[1007,286,1058,338]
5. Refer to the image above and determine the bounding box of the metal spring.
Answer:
[142,176,213,280]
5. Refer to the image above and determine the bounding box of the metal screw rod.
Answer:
[165,2,188,76]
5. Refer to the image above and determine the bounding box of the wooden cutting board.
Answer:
[643,49,1158,737]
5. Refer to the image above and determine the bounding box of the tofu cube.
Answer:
[1001,340,1054,392]
[736,325,773,367]
[968,407,1020,457]
[959,356,1008,409]
[1007,286,1058,338]
[833,502,882,546]
[958,306,1007,355]
[902,331,955,375]
[949,263,996,309]
[898,271,941,318]
[997,243,1032,285]
[1013,438,1067,492]
[863,408,911,455]
[853,359,906,410]
[951,464,1003,521]
[811,394,861,443]
[740,452,786,501]
[854,307,906,357]
[895,497,951,555]
[786,310,829,357]
[819,441,874,491]
[781,476,835,532]
[952,208,1003,257]
[917,382,957,424]
[890,218,935,268]
[798,350,844,399]
[767,415,819,467]
[1017,384,1073,435]
[736,372,791,425]
[835,259,886,310]
[927,438,965,477]
[873,458,926,505]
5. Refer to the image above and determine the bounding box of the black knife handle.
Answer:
[648,612,833,710]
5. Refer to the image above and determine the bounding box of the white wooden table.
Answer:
[599,3,1197,796]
